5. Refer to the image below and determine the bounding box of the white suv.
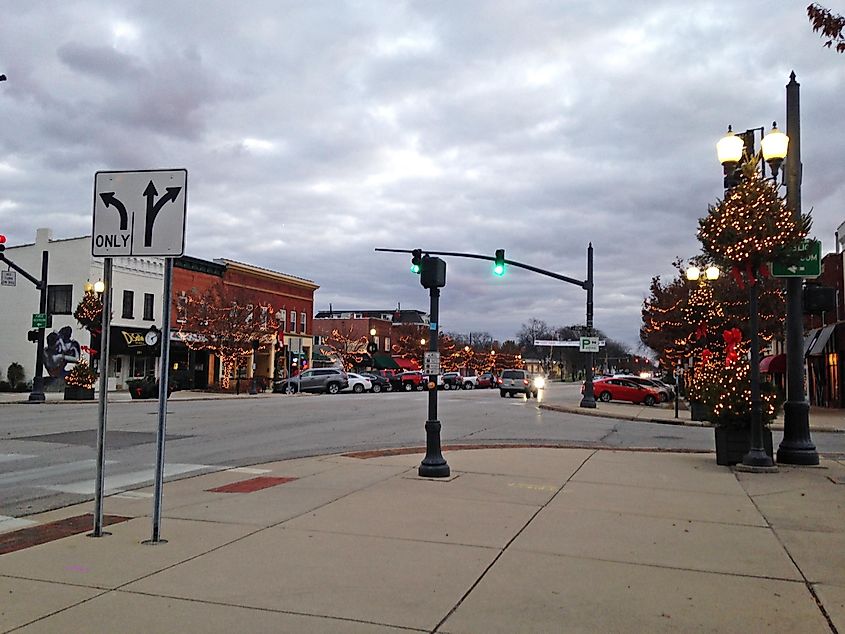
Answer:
[499,369,538,398]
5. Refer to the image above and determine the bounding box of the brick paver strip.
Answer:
[206,476,297,493]
[0,514,131,555]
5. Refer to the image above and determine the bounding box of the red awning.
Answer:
[760,354,786,374]
[393,357,420,371]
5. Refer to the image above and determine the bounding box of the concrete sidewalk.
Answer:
[2,446,844,632]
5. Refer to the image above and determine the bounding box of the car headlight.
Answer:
[533,377,546,389]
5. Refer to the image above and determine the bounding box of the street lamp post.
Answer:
[779,73,819,466]
[716,123,788,469]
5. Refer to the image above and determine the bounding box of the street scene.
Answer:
[1,2,845,632]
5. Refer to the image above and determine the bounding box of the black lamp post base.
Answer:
[777,401,819,465]
[419,419,450,478]
[28,392,46,402]
[742,448,775,468]
[419,461,451,478]
[579,397,596,408]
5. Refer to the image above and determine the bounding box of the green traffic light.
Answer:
[493,249,505,276]
[411,263,420,274]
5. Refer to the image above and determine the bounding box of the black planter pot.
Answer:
[689,400,710,422]
[64,386,95,401]
[714,426,774,466]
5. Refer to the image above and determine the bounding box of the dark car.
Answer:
[586,377,660,405]
[360,372,392,393]
[273,368,349,394]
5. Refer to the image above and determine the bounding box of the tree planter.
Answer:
[714,426,774,466]
[689,400,710,422]
[64,386,95,401]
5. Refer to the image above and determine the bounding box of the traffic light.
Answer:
[27,329,39,342]
[410,249,422,274]
[0,234,6,253]
[493,249,505,276]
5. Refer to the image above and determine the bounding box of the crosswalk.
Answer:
[0,453,242,534]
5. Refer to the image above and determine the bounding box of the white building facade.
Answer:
[0,228,165,391]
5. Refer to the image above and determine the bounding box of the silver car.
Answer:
[274,368,349,394]
[499,369,538,398]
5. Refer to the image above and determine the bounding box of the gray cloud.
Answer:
[0,1,841,351]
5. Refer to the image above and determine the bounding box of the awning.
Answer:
[759,354,786,374]
[804,328,820,356]
[808,324,836,356]
[373,353,400,370]
[393,357,420,371]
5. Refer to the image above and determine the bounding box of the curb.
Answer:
[538,402,844,433]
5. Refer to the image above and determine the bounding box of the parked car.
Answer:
[343,373,373,394]
[440,372,464,390]
[393,371,427,391]
[614,375,672,403]
[459,373,478,389]
[360,372,392,393]
[499,369,539,398]
[477,372,496,389]
[273,368,349,394]
[586,377,660,406]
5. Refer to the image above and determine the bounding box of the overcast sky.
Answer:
[1,1,841,350]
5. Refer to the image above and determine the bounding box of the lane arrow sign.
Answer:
[143,181,182,247]
[99,192,129,230]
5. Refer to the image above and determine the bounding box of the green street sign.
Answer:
[31,313,49,328]
[772,239,821,278]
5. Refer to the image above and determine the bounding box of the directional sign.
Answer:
[92,169,187,257]
[1,270,15,286]
[771,239,821,279]
[32,313,48,328]
[579,337,600,353]
[535,339,606,349]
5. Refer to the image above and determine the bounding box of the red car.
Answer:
[393,371,427,391]
[583,377,661,406]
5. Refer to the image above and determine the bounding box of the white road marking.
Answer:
[0,454,37,463]
[1,460,116,486]
[0,515,37,534]
[43,463,225,496]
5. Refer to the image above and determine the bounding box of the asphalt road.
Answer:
[1,384,842,520]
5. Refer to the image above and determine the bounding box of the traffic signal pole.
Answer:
[0,248,49,402]
[375,244,596,407]
[420,282,450,478]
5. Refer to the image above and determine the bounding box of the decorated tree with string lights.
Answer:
[321,326,368,371]
[175,282,278,389]
[73,290,105,362]
[692,336,780,428]
[698,158,810,282]
[693,158,808,422]
[641,256,787,373]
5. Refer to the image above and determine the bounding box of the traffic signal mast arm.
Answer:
[0,252,45,289]
[375,247,589,290]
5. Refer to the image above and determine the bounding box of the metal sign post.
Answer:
[146,258,174,545]
[91,258,113,537]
